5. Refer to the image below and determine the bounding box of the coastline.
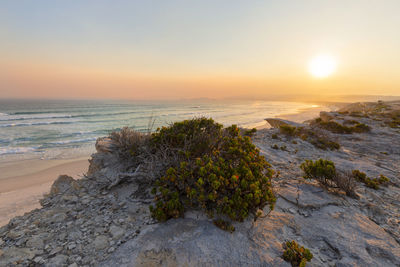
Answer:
[0,158,89,226]
[0,103,330,227]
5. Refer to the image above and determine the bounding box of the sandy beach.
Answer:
[0,158,89,226]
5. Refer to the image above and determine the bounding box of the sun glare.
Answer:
[308,54,337,78]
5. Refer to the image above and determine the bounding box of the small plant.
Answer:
[213,219,235,233]
[280,145,287,151]
[292,140,298,144]
[352,170,390,190]
[282,240,313,267]
[300,159,336,184]
[244,128,257,137]
[271,144,279,150]
[271,133,279,139]
[279,125,297,136]
[352,123,371,133]
[300,159,356,196]
[296,128,340,150]
[343,119,359,125]
[313,120,370,134]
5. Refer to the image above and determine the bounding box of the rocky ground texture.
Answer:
[0,101,399,266]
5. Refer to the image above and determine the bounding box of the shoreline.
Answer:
[0,158,89,226]
[0,103,331,227]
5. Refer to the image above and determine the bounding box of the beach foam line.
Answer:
[0,146,38,155]
[44,137,97,145]
[0,114,73,122]
[0,121,76,128]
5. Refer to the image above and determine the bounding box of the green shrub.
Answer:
[300,159,336,184]
[271,133,279,139]
[313,120,370,134]
[279,125,297,136]
[282,240,313,267]
[149,118,276,228]
[296,128,340,151]
[300,159,356,196]
[352,170,390,189]
[213,219,235,233]
[244,128,257,137]
[271,144,279,150]
[343,119,359,125]
[352,123,371,133]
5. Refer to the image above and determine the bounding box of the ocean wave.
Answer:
[0,121,75,128]
[0,146,37,155]
[0,114,73,122]
[44,137,97,145]
[0,111,145,122]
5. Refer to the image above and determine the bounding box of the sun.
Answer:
[308,54,337,78]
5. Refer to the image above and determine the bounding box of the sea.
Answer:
[0,99,317,162]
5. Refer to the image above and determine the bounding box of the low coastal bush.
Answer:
[301,159,336,184]
[313,120,370,134]
[301,128,341,150]
[300,159,356,196]
[279,125,297,136]
[109,127,150,159]
[282,240,313,267]
[149,118,276,230]
[352,170,390,189]
[279,125,340,151]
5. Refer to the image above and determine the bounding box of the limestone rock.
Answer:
[26,235,45,249]
[94,235,109,250]
[46,254,68,266]
[49,175,79,195]
[109,225,125,239]
[265,118,300,128]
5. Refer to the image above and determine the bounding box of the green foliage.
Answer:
[352,123,371,133]
[294,127,340,151]
[282,240,313,267]
[149,118,276,229]
[299,159,357,196]
[271,144,279,150]
[271,133,279,139]
[352,170,390,190]
[313,120,370,134]
[244,128,257,137]
[213,219,235,233]
[279,125,297,136]
[343,119,359,125]
[300,159,336,183]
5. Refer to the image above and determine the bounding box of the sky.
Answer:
[0,0,399,100]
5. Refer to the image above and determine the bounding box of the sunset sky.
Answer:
[1,0,399,99]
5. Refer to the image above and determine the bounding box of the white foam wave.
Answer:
[0,120,75,128]
[0,146,37,155]
[48,137,97,145]
[0,113,72,121]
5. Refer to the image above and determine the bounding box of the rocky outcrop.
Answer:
[265,118,301,128]
[0,101,399,266]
